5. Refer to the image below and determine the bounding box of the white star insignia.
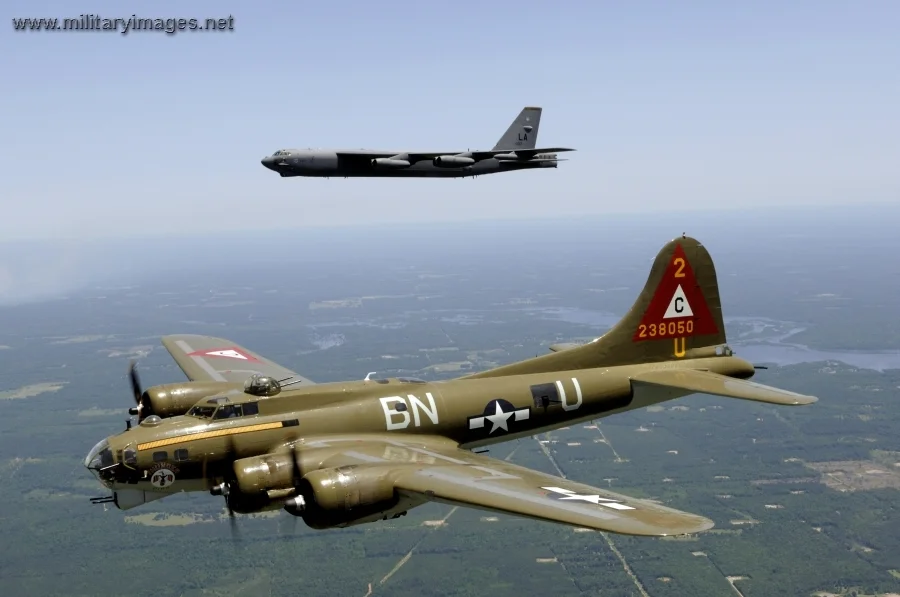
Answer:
[485,401,513,434]
[468,401,530,434]
[541,486,635,510]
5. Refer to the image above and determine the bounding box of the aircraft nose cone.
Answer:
[85,437,114,484]
[85,438,109,469]
[261,156,276,171]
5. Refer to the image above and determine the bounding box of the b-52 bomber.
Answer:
[259,106,574,179]
[85,236,816,539]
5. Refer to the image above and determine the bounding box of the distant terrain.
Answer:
[0,208,898,597]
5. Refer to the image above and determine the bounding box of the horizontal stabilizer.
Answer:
[631,369,818,406]
[548,343,581,353]
[478,147,576,159]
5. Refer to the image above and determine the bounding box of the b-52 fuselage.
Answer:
[85,236,816,539]
[260,106,575,179]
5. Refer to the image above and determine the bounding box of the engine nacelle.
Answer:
[433,155,475,168]
[289,465,400,529]
[233,453,296,494]
[139,381,238,419]
[371,158,410,168]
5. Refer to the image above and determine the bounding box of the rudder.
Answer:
[464,235,728,378]
[609,235,726,364]
[492,107,542,151]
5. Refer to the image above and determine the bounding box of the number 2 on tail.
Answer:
[673,257,685,278]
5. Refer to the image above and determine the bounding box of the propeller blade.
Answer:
[289,444,302,488]
[224,435,237,465]
[222,435,242,544]
[228,510,240,543]
[754,365,769,370]
[285,445,301,537]
[128,360,142,404]
[201,456,211,491]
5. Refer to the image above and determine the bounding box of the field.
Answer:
[0,209,898,596]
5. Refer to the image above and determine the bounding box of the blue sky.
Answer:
[2,0,898,240]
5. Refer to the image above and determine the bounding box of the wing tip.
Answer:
[645,516,715,537]
[792,395,819,405]
[652,516,715,537]
[600,512,715,537]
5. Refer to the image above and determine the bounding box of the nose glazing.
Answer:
[84,438,112,471]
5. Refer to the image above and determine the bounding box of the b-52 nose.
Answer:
[261,156,277,171]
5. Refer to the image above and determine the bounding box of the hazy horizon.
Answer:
[1,204,897,308]
[3,0,898,242]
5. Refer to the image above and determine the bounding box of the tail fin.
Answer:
[464,236,728,378]
[492,107,542,151]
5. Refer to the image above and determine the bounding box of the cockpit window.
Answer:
[214,404,243,419]
[187,405,216,418]
[123,446,137,467]
[188,401,259,420]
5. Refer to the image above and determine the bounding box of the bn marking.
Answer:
[380,393,439,431]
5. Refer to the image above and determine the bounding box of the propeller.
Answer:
[285,443,303,535]
[127,360,145,418]
[289,444,302,488]
[206,435,241,544]
[222,435,241,543]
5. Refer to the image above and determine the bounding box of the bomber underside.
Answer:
[281,160,554,178]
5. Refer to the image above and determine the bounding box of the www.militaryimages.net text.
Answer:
[11,14,235,35]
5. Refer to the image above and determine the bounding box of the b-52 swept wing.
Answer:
[86,235,816,539]
[260,106,575,179]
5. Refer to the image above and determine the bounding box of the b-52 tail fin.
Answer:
[492,107,542,151]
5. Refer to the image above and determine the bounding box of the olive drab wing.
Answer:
[84,235,817,540]
[160,335,315,386]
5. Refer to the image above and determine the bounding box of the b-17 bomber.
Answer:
[85,236,817,539]
[260,106,575,179]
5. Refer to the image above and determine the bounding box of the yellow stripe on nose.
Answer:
[136,421,284,451]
